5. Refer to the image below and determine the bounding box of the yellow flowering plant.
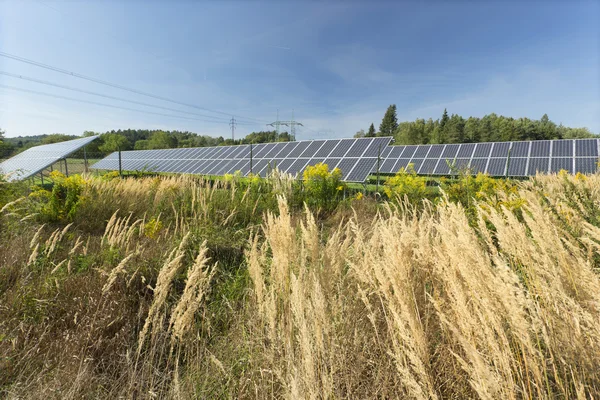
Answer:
[29,171,89,221]
[302,162,345,212]
[383,164,429,205]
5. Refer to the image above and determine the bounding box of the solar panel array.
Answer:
[91,137,393,182]
[374,139,600,176]
[0,135,99,182]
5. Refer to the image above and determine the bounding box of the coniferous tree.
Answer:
[379,105,398,137]
[440,109,449,130]
[367,123,376,137]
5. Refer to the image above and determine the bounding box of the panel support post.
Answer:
[376,143,381,193]
[84,146,88,173]
[64,159,68,177]
[118,150,122,177]
[40,172,44,185]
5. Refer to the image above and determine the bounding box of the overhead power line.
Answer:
[0,70,247,124]
[0,83,254,125]
[0,51,270,124]
[0,70,258,126]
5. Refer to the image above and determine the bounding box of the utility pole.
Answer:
[229,116,236,142]
[267,109,303,142]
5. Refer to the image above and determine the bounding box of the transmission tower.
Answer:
[267,109,303,141]
[229,116,236,141]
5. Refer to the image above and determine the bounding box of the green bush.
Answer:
[29,171,88,222]
[383,164,430,205]
[302,162,345,212]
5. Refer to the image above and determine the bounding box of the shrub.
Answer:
[302,162,345,212]
[383,163,429,205]
[441,172,522,212]
[101,171,120,181]
[144,217,163,239]
[29,171,88,222]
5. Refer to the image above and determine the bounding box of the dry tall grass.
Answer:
[1,172,600,399]
[240,177,600,399]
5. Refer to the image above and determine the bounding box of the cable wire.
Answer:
[0,71,261,124]
[0,83,254,125]
[0,51,270,124]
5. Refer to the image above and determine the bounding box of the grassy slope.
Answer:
[0,172,599,399]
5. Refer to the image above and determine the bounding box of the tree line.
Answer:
[1,108,597,160]
[356,106,597,144]
[0,129,293,158]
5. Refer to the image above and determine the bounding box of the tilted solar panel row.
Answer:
[374,139,599,176]
[91,137,393,182]
[0,135,99,182]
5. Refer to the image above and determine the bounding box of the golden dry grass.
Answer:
[0,172,599,399]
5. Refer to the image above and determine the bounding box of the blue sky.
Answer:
[1,0,599,139]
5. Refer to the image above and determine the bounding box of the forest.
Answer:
[357,106,596,144]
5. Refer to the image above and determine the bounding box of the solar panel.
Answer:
[510,142,530,157]
[551,158,573,173]
[434,159,452,175]
[253,143,276,159]
[219,146,238,159]
[507,158,527,176]
[274,159,295,173]
[469,158,488,174]
[299,140,326,158]
[409,159,424,172]
[419,159,438,174]
[413,145,431,158]
[267,159,285,175]
[287,159,310,175]
[345,139,371,157]
[394,159,412,172]
[473,143,492,158]
[575,139,598,157]
[346,158,377,182]
[187,160,206,174]
[441,144,459,158]
[362,137,393,157]
[530,141,551,157]
[215,160,239,175]
[255,160,276,178]
[314,140,341,157]
[237,160,252,176]
[402,145,418,158]
[457,143,476,158]
[453,158,471,172]
[227,159,248,174]
[288,141,312,158]
[487,158,508,176]
[329,139,355,157]
[234,145,251,159]
[528,158,550,175]
[491,142,510,157]
[0,135,99,181]
[381,147,392,158]
[335,159,359,179]
[380,159,397,173]
[263,143,287,158]
[274,142,298,159]
[575,158,597,174]
[388,146,404,158]
[427,145,444,158]
[204,159,226,175]
[93,138,600,183]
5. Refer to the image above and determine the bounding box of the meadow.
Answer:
[0,166,599,399]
